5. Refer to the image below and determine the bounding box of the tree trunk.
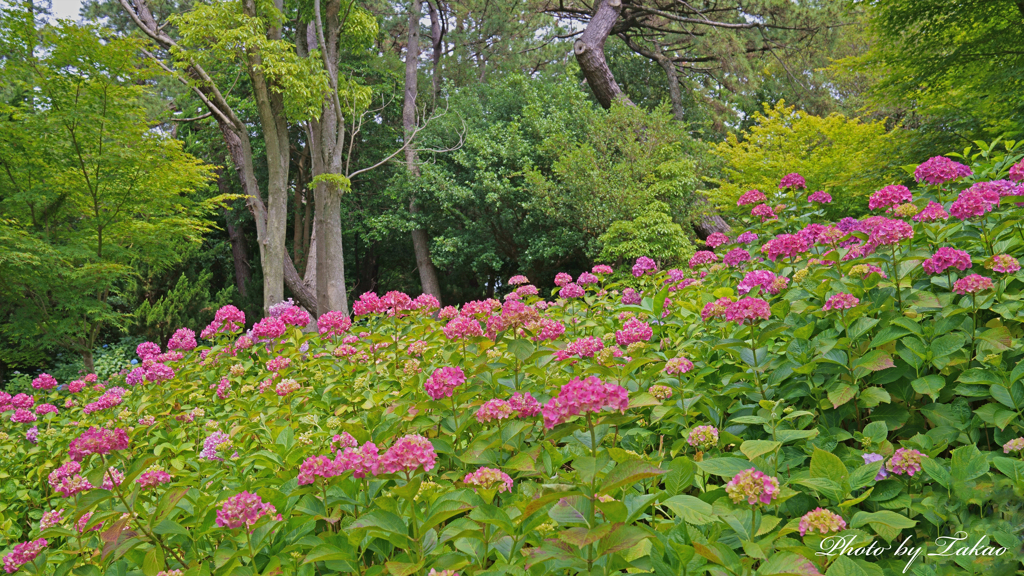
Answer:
[217,171,252,298]
[655,54,684,121]
[82,348,95,373]
[241,0,289,313]
[293,146,308,267]
[574,0,630,109]
[301,186,312,274]
[404,0,443,302]
[426,0,445,101]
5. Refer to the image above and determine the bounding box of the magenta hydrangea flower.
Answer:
[576,272,598,285]
[912,201,948,222]
[687,425,718,450]
[705,233,729,248]
[216,492,278,530]
[167,328,197,351]
[352,292,385,316]
[750,203,776,221]
[336,442,381,478]
[34,403,58,416]
[1010,159,1024,182]
[31,373,57,390]
[822,293,860,312]
[3,539,47,574]
[886,448,925,476]
[867,218,913,246]
[554,272,573,287]
[779,173,806,189]
[443,316,483,340]
[380,434,437,474]
[136,342,161,361]
[949,189,995,220]
[736,232,759,244]
[921,247,972,275]
[632,257,658,277]
[799,508,846,537]
[541,376,628,429]
[723,248,750,267]
[144,363,174,383]
[665,356,694,375]
[1003,437,1024,454]
[700,297,731,322]
[868,185,911,211]
[737,270,776,296]
[554,336,605,361]
[560,283,585,298]
[615,318,653,347]
[688,251,718,268]
[425,366,466,400]
[761,234,808,261]
[592,264,613,275]
[914,156,972,185]
[464,467,513,493]
[297,455,342,486]
[953,274,994,294]
[476,399,514,423]
[738,190,767,206]
[988,254,1021,274]
[808,191,832,204]
[11,393,33,408]
[68,427,129,462]
[137,469,172,489]
[725,468,779,506]
[317,311,352,338]
[725,298,771,324]
[509,392,541,417]
[251,317,287,340]
[621,288,642,305]
[10,408,36,423]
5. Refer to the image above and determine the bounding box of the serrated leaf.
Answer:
[911,375,945,401]
[598,460,666,495]
[740,440,781,460]
[661,495,717,525]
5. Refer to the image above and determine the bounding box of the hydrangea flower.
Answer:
[761,234,808,261]
[723,248,751,267]
[68,427,129,461]
[648,385,673,400]
[381,434,437,474]
[425,367,465,400]
[701,297,731,322]
[615,318,652,347]
[921,247,972,275]
[541,376,628,429]
[317,311,352,338]
[464,467,513,493]
[665,357,694,375]
[577,272,598,285]
[251,317,287,340]
[509,392,541,417]
[621,288,642,305]
[949,188,995,220]
[1010,158,1024,182]
[554,272,573,286]
[632,257,658,277]
[823,293,860,312]
[336,442,381,478]
[31,373,57,390]
[137,469,172,488]
[799,508,846,537]
[554,336,605,361]
[953,274,994,295]
[862,453,888,480]
[40,509,64,530]
[725,468,779,506]
[200,431,232,461]
[867,218,913,246]
[560,283,585,298]
[476,399,514,423]
[442,316,483,340]
[688,251,718,269]
[914,156,972,185]
[751,203,776,221]
[736,232,759,244]
[737,270,776,296]
[886,448,925,476]
[167,328,197,351]
[987,254,1021,274]
[1003,437,1024,454]
[779,173,806,189]
[705,233,729,248]
[808,191,832,204]
[725,298,771,325]
[3,539,47,574]
[738,190,767,206]
[136,341,161,360]
[592,264,613,275]
[913,201,949,222]
[868,185,911,211]
[687,425,718,450]
[216,492,279,530]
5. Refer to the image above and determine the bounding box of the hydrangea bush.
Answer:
[2,152,1024,575]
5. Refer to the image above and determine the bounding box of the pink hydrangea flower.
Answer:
[1003,437,1024,454]
[137,342,162,360]
[867,218,913,246]
[822,293,860,312]
[137,469,172,489]
[723,248,750,267]
[167,328,197,351]
[40,509,63,530]
[297,455,342,486]
[144,363,174,383]
[725,468,779,506]
[275,378,300,396]
[592,264,613,275]
[988,254,1021,274]
[438,306,459,320]
[101,467,124,490]
[632,257,658,277]
[737,270,776,296]
[516,284,539,297]
[554,336,605,360]
[808,191,832,204]
[738,190,767,206]
[665,357,694,375]
[11,393,33,409]
[949,189,995,220]
[725,298,771,325]
[687,425,718,449]
[200,431,232,461]
[1010,159,1024,182]
[425,367,466,400]
[761,234,808,261]
[508,275,529,285]
[317,311,352,338]
[736,232,759,244]
[953,274,994,294]
[914,156,972,185]
[921,248,972,275]
[700,297,731,322]
[476,399,514,423]
[3,539,47,574]
[464,467,513,493]
[267,356,291,372]
[649,385,673,400]
[336,442,381,478]
[886,448,925,476]
[353,292,385,316]
[278,306,310,326]
[621,288,642,305]
[560,283,585,298]
[509,392,541,417]
[688,251,718,268]
[34,403,58,416]
[868,185,911,211]
[413,293,440,311]
[216,492,279,530]
[554,272,573,286]
[10,408,36,423]
[705,233,729,248]
[251,317,287,340]
[779,173,806,189]
[577,272,598,285]
[524,318,565,342]
[443,316,483,340]
[750,203,776,221]
[68,427,129,461]
[799,508,846,537]
[541,376,628,429]
[615,318,652,347]
[913,201,949,222]
[380,434,437,474]
[31,373,57,390]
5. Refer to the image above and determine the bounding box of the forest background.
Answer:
[2,0,1022,385]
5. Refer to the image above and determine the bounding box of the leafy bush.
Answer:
[2,145,1024,575]
[597,202,695,273]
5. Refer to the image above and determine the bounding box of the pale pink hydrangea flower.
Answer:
[524,318,565,342]
[554,336,605,361]
[380,434,437,474]
[413,293,440,312]
[508,275,529,285]
[725,468,779,506]
[987,254,1021,274]
[799,508,846,537]
[592,264,614,275]
[101,467,124,490]
[822,293,860,312]
[464,467,513,493]
[297,455,342,486]
[687,425,718,449]
[913,201,949,222]
[275,379,300,396]
[648,385,673,400]
[425,366,465,400]
[1002,437,1024,454]
[476,399,514,423]
[886,448,925,476]
[541,376,628,429]
[953,274,994,295]
[665,357,694,375]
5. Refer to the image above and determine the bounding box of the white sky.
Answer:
[49,0,83,20]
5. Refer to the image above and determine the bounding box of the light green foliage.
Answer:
[711,101,900,218]
[133,272,234,345]
[530,101,703,239]
[0,7,220,366]
[597,202,695,271]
